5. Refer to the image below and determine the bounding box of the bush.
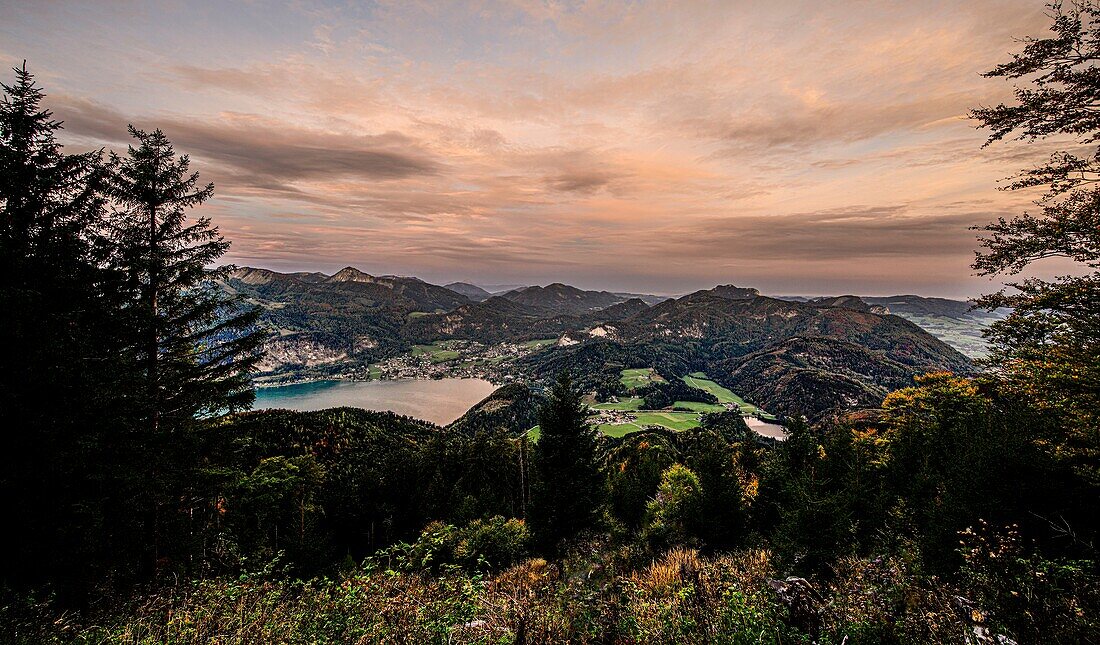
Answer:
[642,464,704,552]
[378,516,530,573]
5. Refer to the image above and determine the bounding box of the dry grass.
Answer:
[4,549,977,645]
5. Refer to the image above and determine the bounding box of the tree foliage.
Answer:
[642,464,704,551]
[0,63,131,598]
[108,126,263,425]
[970,1,1100,462]
[528,372,605,549]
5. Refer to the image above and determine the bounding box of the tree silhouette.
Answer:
[528,372,604,550]
[970,0,1100,483]
[107,126,265,576]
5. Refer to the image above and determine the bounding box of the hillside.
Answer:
[228,269,972,419]
[860,295,1009,358]
[224,266,473,375]
[401,296,581,344]
[620,290,969,369]
[710,336,920,420]
[518,288,971,420]
[499,282,629,313]
[448,383,541,436]
[444,282,493,301]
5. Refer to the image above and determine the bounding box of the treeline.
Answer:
[6,367,1097,641]
[0,65,264,601]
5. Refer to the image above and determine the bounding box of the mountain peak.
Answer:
[229,266,282,285]
[711,285,761,300]
[807,295,888,314]
[501,282,626,312]
[445,282,492,301]
[328,266,375,283]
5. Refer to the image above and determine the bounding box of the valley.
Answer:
[231,266,980,430]
[224,268,1006,457]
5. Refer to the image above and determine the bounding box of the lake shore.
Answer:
[252,377,498,426]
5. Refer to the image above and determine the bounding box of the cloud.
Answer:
[655,206,992,263]
[7,0,1066,297]
[49,95,440,190]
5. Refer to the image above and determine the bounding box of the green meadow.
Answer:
[591,396,644,411]
[672,400,725,413]
[682,373,773,417]
[596,411,700,436]
[588,370,776,437]
[410,341,462,363]
[619,367,665,391]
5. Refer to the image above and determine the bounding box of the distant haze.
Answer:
[1,1,1074,298]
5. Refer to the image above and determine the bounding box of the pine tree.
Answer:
[107,126,265,575]
[0,63,128,597]
[528,372,604,550]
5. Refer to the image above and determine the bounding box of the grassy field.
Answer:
[592,397,645,411]
[681,374,738,402]
[620,368,665,391]
[682,373,772,416]
[410,341,462,364]
[672,400,725,413]
[595,411,701,437]
[587,371,776,437]
[521,338,557,349]
[367,364,382,379]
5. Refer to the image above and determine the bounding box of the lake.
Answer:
[745,416,788,441]
[252,378,498,425]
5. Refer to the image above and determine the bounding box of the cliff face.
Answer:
[254,333,347,372]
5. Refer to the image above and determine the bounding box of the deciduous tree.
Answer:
[970,1,1100,483]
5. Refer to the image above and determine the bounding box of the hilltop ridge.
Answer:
[225,266,977,419]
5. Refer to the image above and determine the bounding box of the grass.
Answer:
[682,373,768,415]
[595,411,701,437]
[587,372,775,436]
[635,412,700,431]
[10,549,972,643]
[597,424,643,438]
[672,400,725,413]
[527,425,540,442]
[411,342,463,364]
[592,397,645,411]
[681,374,738,403]
[367,364,382,379]
[521,338,557,349]
[620,368,666,391]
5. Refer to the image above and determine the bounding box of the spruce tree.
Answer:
[0,63,127,597]
[107,126,264,575]
[528,372,604,550]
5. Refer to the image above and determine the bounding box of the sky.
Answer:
[0,0,1076,297]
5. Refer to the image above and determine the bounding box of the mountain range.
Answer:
[225,266,984,420]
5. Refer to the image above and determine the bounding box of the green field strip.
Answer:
[592,397,645,411]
